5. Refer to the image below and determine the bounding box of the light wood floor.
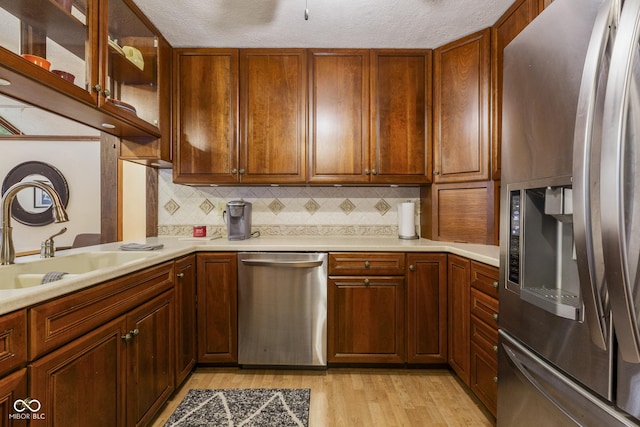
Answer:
[151,367,496,426]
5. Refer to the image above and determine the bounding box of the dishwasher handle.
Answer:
[241,259,324,268]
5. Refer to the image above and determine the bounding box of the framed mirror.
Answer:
[1,161,70,226]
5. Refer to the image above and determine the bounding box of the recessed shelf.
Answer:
[0,0,87,59]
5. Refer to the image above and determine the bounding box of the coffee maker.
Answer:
[224,200,252,240]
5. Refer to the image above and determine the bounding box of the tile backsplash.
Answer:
[157,170,421,237]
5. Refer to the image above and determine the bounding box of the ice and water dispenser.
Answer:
[507,182,582,320]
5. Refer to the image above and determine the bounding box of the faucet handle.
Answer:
[41,227,67,258]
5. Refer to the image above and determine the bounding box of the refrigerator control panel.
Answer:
[509,190,521,284]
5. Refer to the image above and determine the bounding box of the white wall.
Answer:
[0,140,101,253]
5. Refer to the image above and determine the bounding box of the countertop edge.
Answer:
[0,236,499,316]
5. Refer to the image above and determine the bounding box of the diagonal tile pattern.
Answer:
[157,170,420,236]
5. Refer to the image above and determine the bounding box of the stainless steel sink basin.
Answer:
[0,251,156,290]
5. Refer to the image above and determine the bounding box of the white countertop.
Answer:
[0,235,499,316]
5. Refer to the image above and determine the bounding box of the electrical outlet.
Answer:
[218,202,226,216]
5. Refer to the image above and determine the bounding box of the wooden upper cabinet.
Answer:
[120,35,173,166]
[240,49,307,184]
[0,0,163,140]
[539,0,554,10]
[492,0,541,180]
[433,29,491,184]
[371,49,432,184]
[308,49,370,184]
[173,49,239,184]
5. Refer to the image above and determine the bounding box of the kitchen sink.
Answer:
[0,251,156,290]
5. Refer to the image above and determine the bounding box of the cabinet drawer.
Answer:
[471,314,498,362]
[0,310,26,377]
[470,340,498,417]
[29,262,174,360]
[470,261,499,299]
[471,288,499,327]
[329,252,405,276]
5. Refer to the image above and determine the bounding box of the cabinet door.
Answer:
[197,253,238,364]
[119,35,173,166]
[491,0,540,180]
[539,0,554,10]
[433,29,491,183]
[173,49,239,184]
[0,310,26,377]
[370,49,432,184]
[328,277,405,363]
[29,317,127,427]
[0,369,27,427]
[0,0,97,105]
[125,291,174,427]
[308,49,370,183]
[174,255,197,387]
[406,253,447,364]
[240,49,306,184]
[447,254,471,385]
[420,180,497,245]
[100,0,161,137]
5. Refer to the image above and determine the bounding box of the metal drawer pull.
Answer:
[492,313,499,321]
[493,376,498,383]
[364,278,370,285]
[493,345,498,353]
[364,260,370,268]
[492,281,499,289]
[177,272,185,278]
[241,260,323,268]
[121,328,140,343]
[409,264,415,271]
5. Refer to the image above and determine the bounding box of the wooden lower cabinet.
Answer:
[0,311,26,378]
[174,255,197,386]
[0,369,27,427]
[197,253,238,364]
[406,253,448,364]
[29,317,127,427]
[470,316,498,417]
[126,292,175,427]
[447,254,471,385]
[29,291,174,427]
[328,277,405,363]
[469,261,499,416]
[446,255,499,415]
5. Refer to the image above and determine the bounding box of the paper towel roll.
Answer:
[398,202,417,239]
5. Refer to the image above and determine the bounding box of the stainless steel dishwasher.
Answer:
[238,252,328,367]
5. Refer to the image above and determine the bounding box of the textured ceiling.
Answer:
[131,0,515,49]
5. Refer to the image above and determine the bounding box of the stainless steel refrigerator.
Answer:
[499,0,640,424]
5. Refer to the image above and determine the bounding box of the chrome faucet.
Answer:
[1,181,69,265]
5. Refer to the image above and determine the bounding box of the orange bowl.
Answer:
[21,54,51,70]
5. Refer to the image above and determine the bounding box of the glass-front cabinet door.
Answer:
[0,0,96,100]
[100,0,159,134]
[0,0,160,139]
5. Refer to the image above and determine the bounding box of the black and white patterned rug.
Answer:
[164,388,310,427]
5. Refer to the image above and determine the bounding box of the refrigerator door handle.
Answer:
[601,0,640,363]
[573,0,615,351]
